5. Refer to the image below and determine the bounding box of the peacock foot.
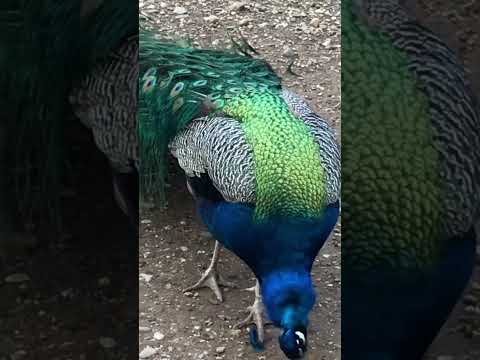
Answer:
[183,240,236,304]
[236,280,273,351]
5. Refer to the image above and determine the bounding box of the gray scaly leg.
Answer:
[184,240,236,303]
[236,280,268,345]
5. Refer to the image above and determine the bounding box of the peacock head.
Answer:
[279,326,308,359]
[261,270,316,359]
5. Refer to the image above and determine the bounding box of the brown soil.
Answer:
[0,121,138,360]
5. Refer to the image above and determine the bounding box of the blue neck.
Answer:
[261,270,316,328]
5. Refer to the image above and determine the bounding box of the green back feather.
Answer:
[222,90,327,220]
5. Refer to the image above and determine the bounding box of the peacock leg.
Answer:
[184,240,236,303]
[236,280,270,349]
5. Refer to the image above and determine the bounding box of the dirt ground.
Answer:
[0,120,138,360]
[139,0,341,359]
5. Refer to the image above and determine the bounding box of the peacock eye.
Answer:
[295,331,306,345]
[170,82,185,97]
[142,76,156,93]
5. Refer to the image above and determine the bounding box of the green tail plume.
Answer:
[139,26,282,204]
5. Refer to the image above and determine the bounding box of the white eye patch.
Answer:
[295,331,305,343]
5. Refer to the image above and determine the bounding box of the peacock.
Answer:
[342,0,480,359]
[0,0,138,241]
[139,27,340,359]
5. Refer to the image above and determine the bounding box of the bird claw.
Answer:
[235,300,263,329]
[217,273,237,289]
[183,241,235,303]
[235,280,271,345]
[243,285,257,292]
[236,300,273,329]
[183,265,236,303]
[184,266,224,302]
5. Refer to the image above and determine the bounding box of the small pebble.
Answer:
[228,1,248,11]
[310,17,321,27]
[140,273,153,283]
[204,15,219,22]
[173,6,187,15]
[239,18,251,26]
[140,346,158,358]
[153,332,165,341]
[283,48,297,57]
